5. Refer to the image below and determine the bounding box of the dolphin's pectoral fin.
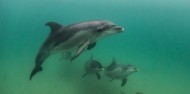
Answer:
[121,78,127,87]
[30,66,43,81]
[110,78,115,82]
[71,41,90,61]
[82,73,88,78]
[96,73,101,80]
[87,42,96,50]
[45,22,62,36]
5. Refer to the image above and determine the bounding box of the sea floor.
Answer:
[0,51,189,94]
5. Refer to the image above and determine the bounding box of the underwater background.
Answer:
[0,0,190,94]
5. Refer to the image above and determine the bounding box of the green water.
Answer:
[0,0,190,94]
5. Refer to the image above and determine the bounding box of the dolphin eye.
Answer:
[97,28,103,32]
[124,67,128,70]
[97,24,109,32]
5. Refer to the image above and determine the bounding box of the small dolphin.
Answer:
[30,20,124,80]
[104,58,139,87]
[82,55,104,80]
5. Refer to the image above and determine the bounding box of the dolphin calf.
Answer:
[82,55,104,80]
[104,58,139,87]
[30,20,124,80]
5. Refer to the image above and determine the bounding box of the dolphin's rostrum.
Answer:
[30,20,124,80]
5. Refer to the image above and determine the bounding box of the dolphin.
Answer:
[82,55,104,80]
[104,58,139,87]
[30,20,124,80]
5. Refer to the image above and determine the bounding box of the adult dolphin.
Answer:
[30,20,124,80]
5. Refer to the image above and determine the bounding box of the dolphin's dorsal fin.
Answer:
[111,58,117,65]
[45,22,62,36]
[106,58,117,71]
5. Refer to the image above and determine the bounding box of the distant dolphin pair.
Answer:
[82,56,139,87]
[30,20,124,80]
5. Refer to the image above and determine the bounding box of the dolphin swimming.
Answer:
[104,58,139,87]
[82,55,104,80]
[30,20,124,80]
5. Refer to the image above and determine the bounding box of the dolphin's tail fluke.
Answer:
[30,66,43,80]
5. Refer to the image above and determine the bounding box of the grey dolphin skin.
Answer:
[104,58,139,87]
[30,20,124,80]
[82,55,104,80]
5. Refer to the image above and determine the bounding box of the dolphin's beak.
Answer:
[119,26,125,31]
[95,68,104,71]
[121,28,125,31]
[136,68,140,71]
[101,68,105,71]
[114,26,125,32]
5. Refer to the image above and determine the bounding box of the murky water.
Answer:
[0,0,190,94]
